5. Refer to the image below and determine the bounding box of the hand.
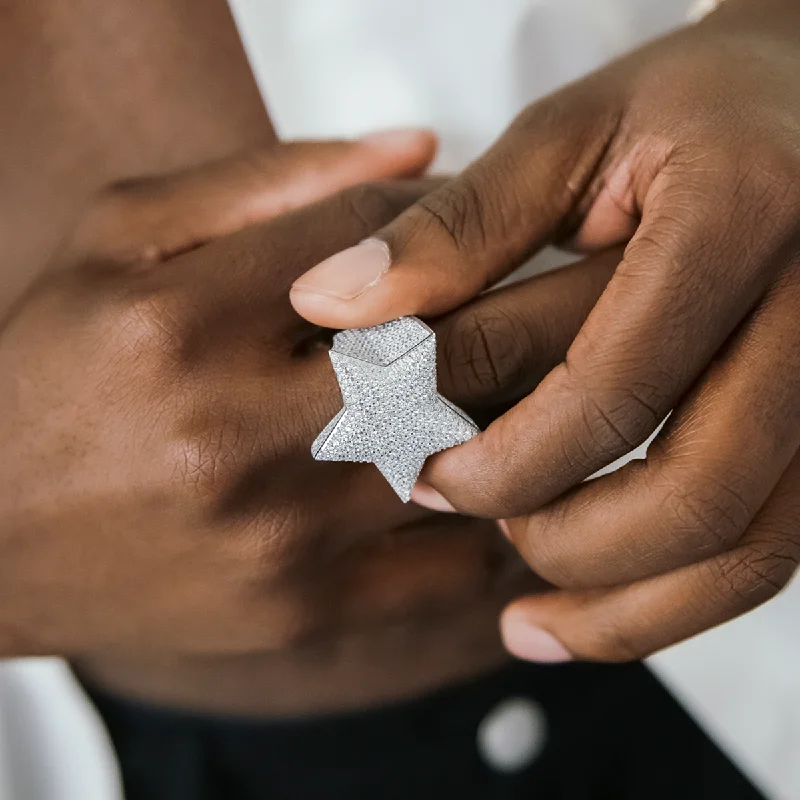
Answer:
[75,236,621,716]
[0,138,527,657]
[289,0,800,662]
[62,128,437,267]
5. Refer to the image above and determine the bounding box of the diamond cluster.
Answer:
[312,317,479,501]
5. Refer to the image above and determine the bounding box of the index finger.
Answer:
[290,78,623,329]
[65,135,437,269]
[421,162,790,517]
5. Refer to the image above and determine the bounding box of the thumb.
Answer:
[290,81,623,329]
[66,129,437,266]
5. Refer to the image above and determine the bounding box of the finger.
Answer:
[414,248,618,512]
[176,307,444,541]
[500,264,800,588]
[105,181,448,548]
[124,179,445,356]
[423,160,792,518]
[143,515,531,654]
[410,249,617,512]
[205,516,539,653]
[500,448,800,663]
[290,78,623,328]
[66,130,437,266]
[176,343,435,533]
[433,248,619,423]
[312,516,542,638]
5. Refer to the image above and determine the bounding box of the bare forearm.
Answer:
[0,0,273,307]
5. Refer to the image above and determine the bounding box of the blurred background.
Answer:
[1,1,798,798]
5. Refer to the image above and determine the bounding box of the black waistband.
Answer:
[86,660,763,800]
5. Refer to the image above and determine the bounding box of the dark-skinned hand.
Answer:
[290,0,800,663]
[2,138,621,658]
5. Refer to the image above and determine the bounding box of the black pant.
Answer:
[89,660,763,800]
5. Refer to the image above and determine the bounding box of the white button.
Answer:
[476,697,548,773]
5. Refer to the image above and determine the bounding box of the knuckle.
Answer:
[70,182,153,262]
[719,150,796,243]
[69,285,190,414]
[623,221,699,280]
[457,418,532,516]
[337,182,398,235]
[656,466,755,557]
[565,369,663,471]
[514,509,575,588]
[513,89,620,216]
[171,408,250,506]
[169,405,312,555]
[104,287,189,369]
[578,617,644,663]
[406,175,490,256]
[249,505,320,581]
[253,590,323,650]
[744,147,800,238]
[514,88,604,143]
[258,564,344,649]
[622,233,675,276]
[170,403,279,514]
[714,536,799,607]
[439,301,530,402]
[268,613,314,650]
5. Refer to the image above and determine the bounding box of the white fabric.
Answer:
[237,0,693,168]
[0,659,121,800]
[2,2,799,798]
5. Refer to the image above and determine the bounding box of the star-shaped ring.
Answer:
[312,316,479,501]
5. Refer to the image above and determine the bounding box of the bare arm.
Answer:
[0,0,504,718]
[0,0,273,308]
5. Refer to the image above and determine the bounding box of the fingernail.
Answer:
[291,238,390,301]
[501,608,572,663]
[410,482,456,513]
[497,519,511,540]
[359,127,432,149]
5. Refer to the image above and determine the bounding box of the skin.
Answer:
[4,159,611,713]
[0,0,584,716]
[0,0,466,713]
[0,169,522,656]
[0,0,274,311]
[291,0,800,664]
